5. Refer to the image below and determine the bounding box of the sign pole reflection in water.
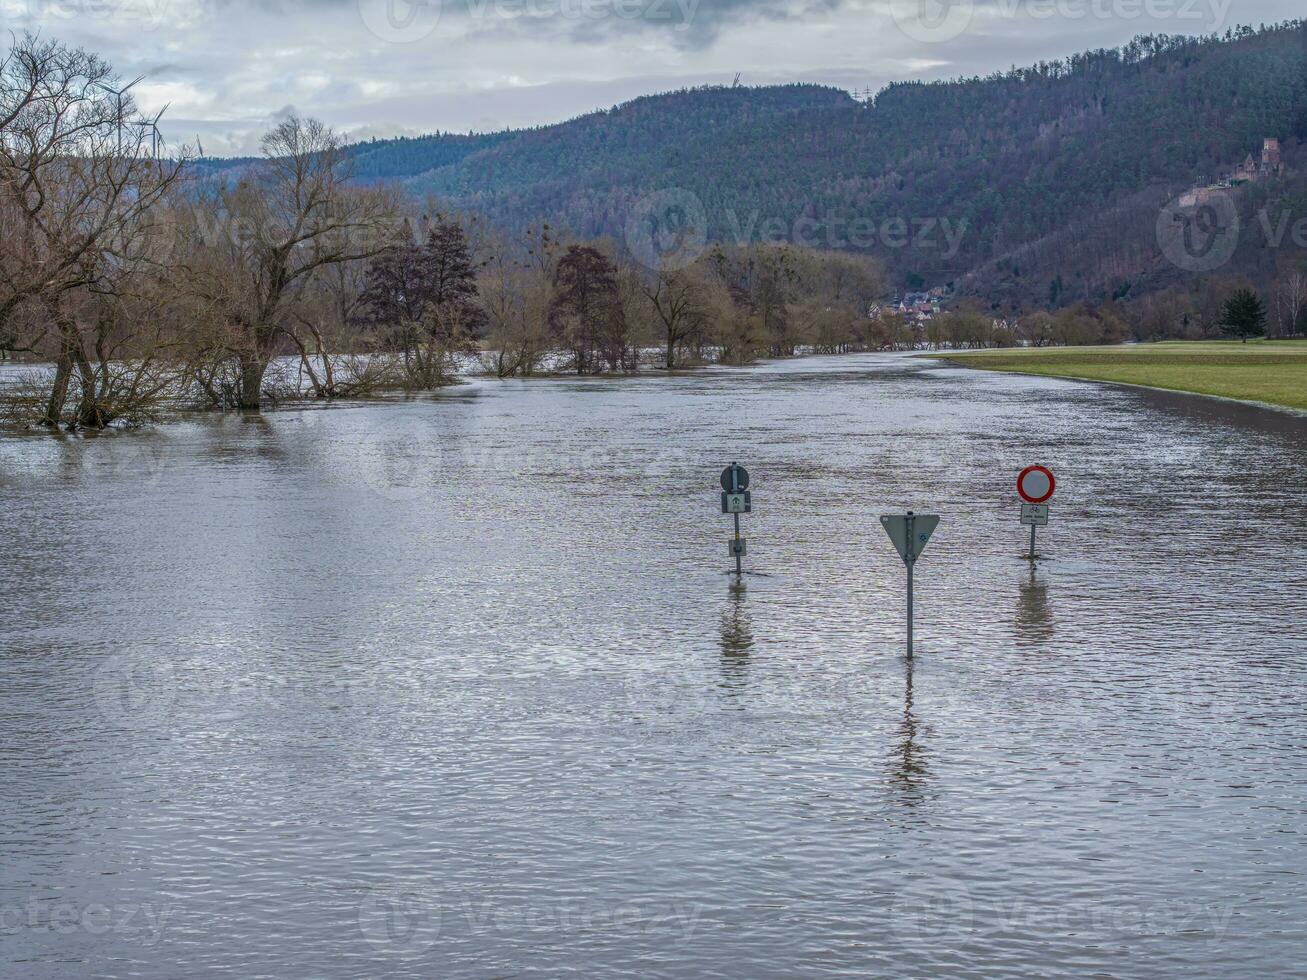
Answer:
[1017,466,1057,560]
[880,511,940,657]
[720,463,752,576]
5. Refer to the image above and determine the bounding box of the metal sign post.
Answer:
[879,511,940,657]
[720,463,751,576]
[1020,503,1050,558]
[1017,466,1056,560]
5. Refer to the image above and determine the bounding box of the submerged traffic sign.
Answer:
[721,464,750,493]
[721,491,752,514]
[1017,466,1056,504]
[720,462,752,575]
[1018,466,1056,559]
[880,511,940,657]
[880,512,940,565]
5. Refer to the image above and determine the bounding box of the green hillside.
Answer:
[207,22,1307,307]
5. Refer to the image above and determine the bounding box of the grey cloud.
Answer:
[444,0,845,50]
[8,0,1300,156]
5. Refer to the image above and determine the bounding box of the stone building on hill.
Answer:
[1232,138,1284,183]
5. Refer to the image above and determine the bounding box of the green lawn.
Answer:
[939,340,1307,412]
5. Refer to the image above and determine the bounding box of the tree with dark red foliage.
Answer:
[548,245,626,374]
[425,222,487,337]
[358,220,485,386]
[357,240,430,328]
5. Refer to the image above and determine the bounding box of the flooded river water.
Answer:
[2,354,1306,978]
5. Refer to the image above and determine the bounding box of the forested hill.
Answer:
[209,22,1307,307]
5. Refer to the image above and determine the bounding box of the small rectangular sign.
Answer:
[721,492,752,515]
[729,538,747,557]
[1021,504,1050,527]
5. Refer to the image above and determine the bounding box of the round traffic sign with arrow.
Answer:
[721,463,750,493]
[1017,465,1056,504]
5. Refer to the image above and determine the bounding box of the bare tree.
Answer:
[709,244,803,358]
[283,259,405,399]
[1273,267,1307,338]
[0,34,187,427]
[479,247,552,378]
[642,259,732,369]
[177,115,398,409]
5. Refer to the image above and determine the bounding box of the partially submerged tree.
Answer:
[0,34,188,427]
[642,259,732,369]
[357,219,485,388]
[709,244,804,358]
[284,258,403,399]
[479,246,552,378]
[549,245,626,374]
[178,115,397,409]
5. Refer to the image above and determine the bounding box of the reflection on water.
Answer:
[890,654,929,806]
[719,577,754,669]
[1132,382,1307,439]
[2,353,1307,979]
[1016,565,1054,644]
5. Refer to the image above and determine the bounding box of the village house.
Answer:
[896,292,943,320]
[870,287,950,324]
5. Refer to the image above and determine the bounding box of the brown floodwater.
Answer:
[1,353,1306,978]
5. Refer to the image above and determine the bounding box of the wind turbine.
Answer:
[93,76,143,156]
[136,106,168,158]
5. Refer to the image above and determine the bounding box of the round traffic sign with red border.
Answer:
[1017,466,1056,504]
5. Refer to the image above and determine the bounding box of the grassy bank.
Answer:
[938,340,1307,412]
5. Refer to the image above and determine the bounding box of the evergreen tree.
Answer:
[1220,288,1267,342]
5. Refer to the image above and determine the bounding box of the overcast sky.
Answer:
[4,0,1300,155]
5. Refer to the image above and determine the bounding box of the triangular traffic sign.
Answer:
[880,514,939,564]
